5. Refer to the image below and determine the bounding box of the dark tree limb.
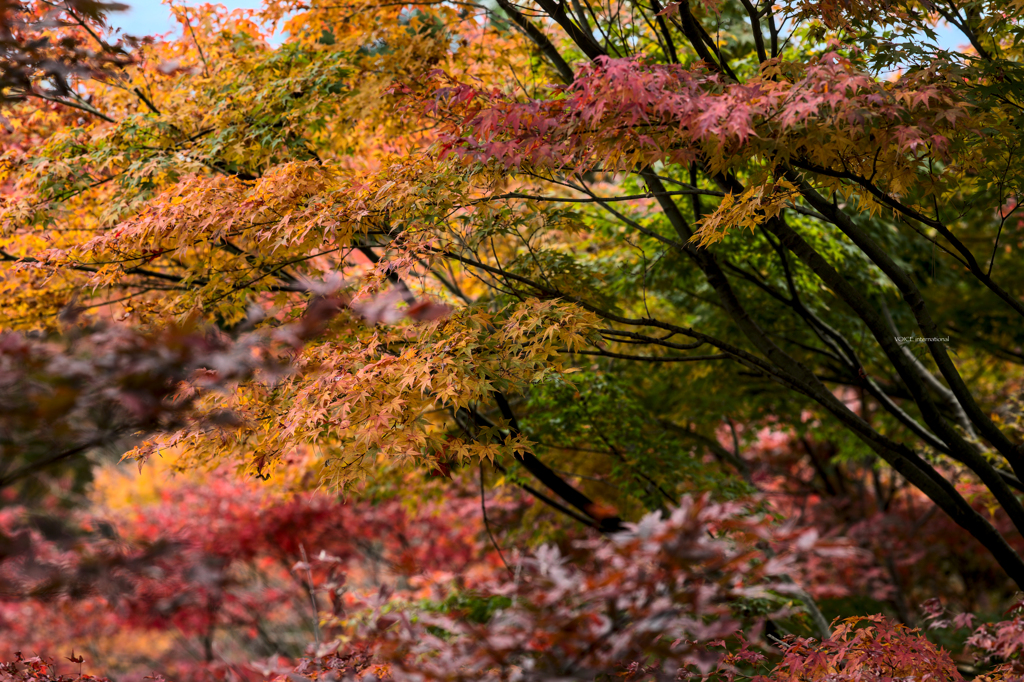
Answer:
[495,0,576,84]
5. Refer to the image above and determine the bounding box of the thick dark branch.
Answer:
[531,0,608,60]
[931,3,992,60]
[760,209,1024,541]
[794,161,1024,319]
[495,0,576,83]
[659,419,751,481]
[737,0,768,62]
[464,404,619,532]
[367,243,622,532]
[494,393,623,532]
[758,228,965,461]
[795,177,1024,475]
[637,168,1024,588]
[647,0,680,63]
[27,91,115,123]
[0,440,100,490]
[438,237,1024,577]
[564,349,729,362]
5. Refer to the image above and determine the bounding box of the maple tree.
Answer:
[0,455,859,682]
[0,459,514,680]
[5,0,1024,676]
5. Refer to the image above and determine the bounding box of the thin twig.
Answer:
[298,543,321,649]
[480,463,514,575]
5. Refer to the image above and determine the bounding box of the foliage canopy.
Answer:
[5,0,1024,674]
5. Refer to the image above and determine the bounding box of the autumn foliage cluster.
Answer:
[5,0,1024,677]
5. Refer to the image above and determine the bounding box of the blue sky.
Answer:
[111,0,264,38]
[110,1,970,52]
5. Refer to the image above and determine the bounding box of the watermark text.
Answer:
[895,336,949,346]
